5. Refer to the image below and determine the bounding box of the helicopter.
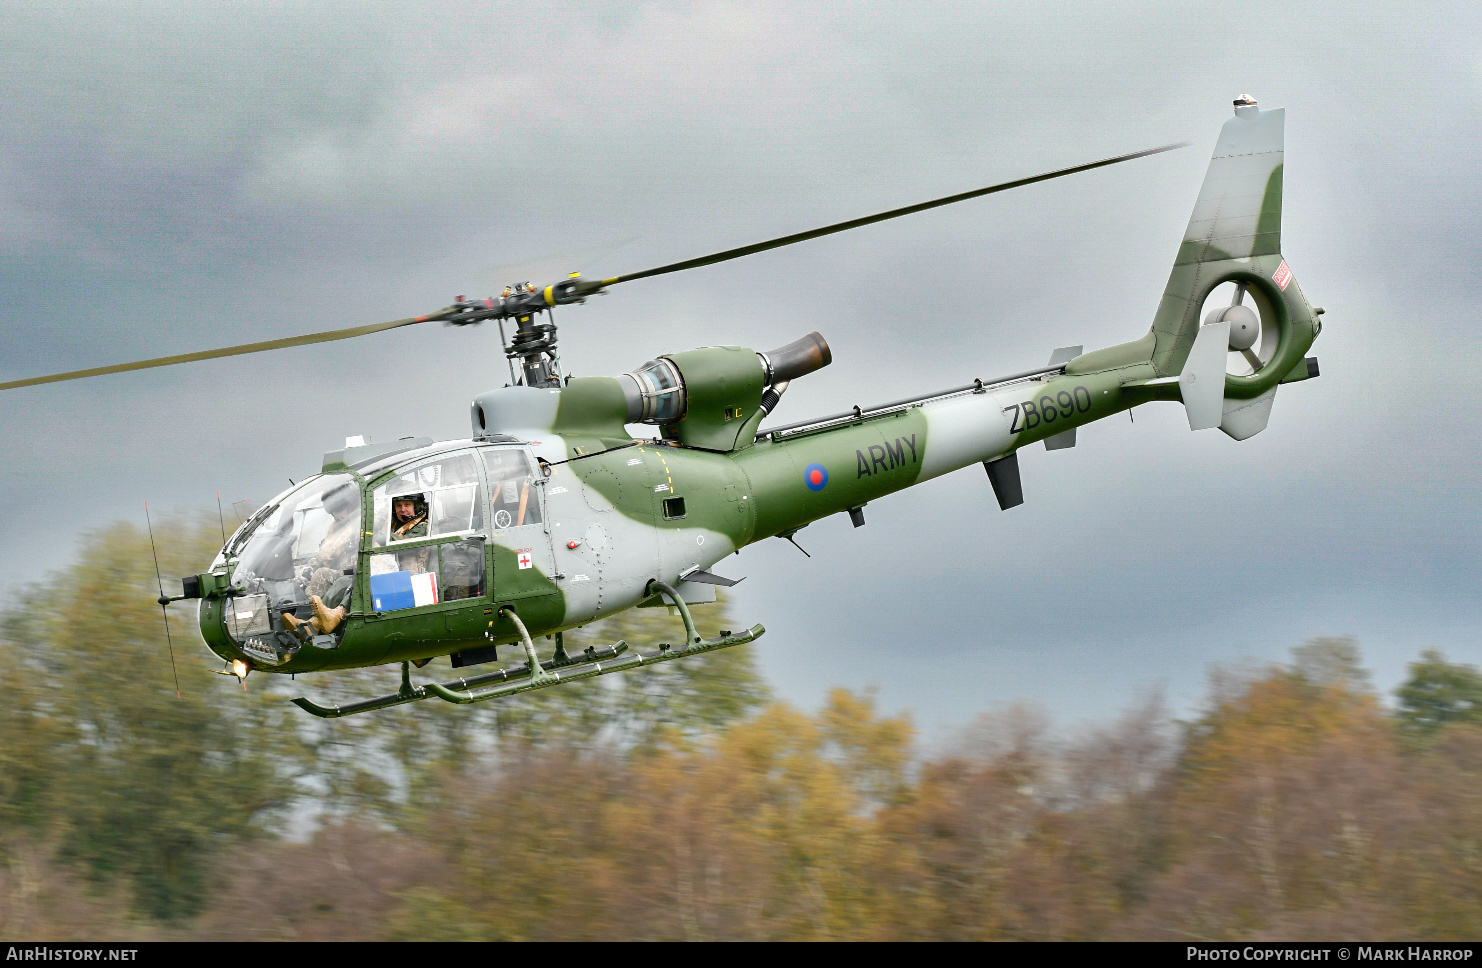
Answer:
[2,97,1322,718]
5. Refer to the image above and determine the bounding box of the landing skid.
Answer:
[291,581,765,719]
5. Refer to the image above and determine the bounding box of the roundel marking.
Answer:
[804,463,828,491]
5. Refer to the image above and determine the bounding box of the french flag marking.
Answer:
[411,572,439,607]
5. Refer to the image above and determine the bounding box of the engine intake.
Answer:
[620,358,685,424]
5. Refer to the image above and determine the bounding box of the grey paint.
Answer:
[1180,320,1231,430]
[1183,107,1285,260]
[1220,387,1279,440]
[471,386,563,440]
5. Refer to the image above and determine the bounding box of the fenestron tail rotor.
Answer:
[1,141,1185,392]
[1204,281,1273,377]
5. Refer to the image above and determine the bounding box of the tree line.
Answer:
[1,517,1479,940]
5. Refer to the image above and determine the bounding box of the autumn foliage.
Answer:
[2,518,1480,940]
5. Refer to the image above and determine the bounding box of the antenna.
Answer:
[144,503,182,699]
[215,490,227,545]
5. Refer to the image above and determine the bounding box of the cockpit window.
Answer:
[366,451,492,614]
[372,452,483,548]
[229,475,362,617]
[482,448,542,529]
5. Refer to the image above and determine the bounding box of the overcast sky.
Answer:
[2,0,1478,739]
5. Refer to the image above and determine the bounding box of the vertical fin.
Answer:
[1047,345,1083,367]
[1044,428,1076,451]
[1151,102,1285,377]
[1220,386,1278,440]
[1180,319,1230,431]
[1179,105,1284,265]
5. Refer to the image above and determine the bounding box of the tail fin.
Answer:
[1152,98,1320,439]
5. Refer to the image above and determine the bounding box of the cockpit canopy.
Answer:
[215,443,548,649]
[231,475,362,588]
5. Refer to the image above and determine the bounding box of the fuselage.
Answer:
[197,360,1151,676]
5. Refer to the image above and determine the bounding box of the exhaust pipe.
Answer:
[758,332,831,385]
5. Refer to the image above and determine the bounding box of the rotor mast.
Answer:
[506,300,560,388]
[446,276,605,388]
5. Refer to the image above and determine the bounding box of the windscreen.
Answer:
[231,474,362,601]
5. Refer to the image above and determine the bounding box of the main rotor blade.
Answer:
[0,309,455,391]
[601,142,1187,287]
[2,142,1186,392]
[478,237,637,292]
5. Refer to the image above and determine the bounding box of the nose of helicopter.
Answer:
[201,474,364,669]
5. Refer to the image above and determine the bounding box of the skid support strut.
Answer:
[648,579,704,646]
[291,591,764,718]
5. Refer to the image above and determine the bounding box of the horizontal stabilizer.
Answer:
[1121,375,1178,389]
[1045,345,1082,451]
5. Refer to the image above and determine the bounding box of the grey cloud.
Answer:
[1,0,1478,731]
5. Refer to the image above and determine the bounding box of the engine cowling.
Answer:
[619,332,831,451]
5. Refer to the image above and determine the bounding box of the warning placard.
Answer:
[1273,260,1293,290]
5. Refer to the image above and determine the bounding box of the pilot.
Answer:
[315,481,361,571]
[285,483,362,640]
[388,494,434,576]
[390,496,428,541]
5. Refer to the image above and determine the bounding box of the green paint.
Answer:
[490,538,558,603]
[552,376,631,444]
[566,441,754,545]
[1252,164,1284,257]
[663,345,768,452]
[1065,332,1156,375]
[1010,370,1139,447]
[736,408,930,541]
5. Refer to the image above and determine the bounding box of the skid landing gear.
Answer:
[290,581,764,719]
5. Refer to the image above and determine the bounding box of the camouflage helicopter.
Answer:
[2,97,1322,718]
